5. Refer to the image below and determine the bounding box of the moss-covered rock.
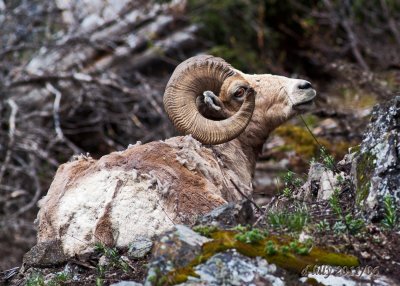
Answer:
[351,96,400,221]
[146,225,358,285]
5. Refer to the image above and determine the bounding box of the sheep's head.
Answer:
[239,73,316,132]
[164,55,316,144]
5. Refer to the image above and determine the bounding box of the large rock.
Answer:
[293,96,400,221]
[294,163,345,202]
[351,96,400,220]
[181,249,285,286]
[196,200,254,229]
[23,240,68,267]
[145,225,211,285]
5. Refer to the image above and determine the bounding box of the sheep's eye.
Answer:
[234,87,246,98]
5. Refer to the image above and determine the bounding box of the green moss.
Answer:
[274,124,355,161]
[274,125,319,159]
[355,152,376,206]
[193,225,218,238]
[381,71,400,91]
[302,114,319,128]
[339,87,377,109]
[163,230,359,285]
[349,144,361,154]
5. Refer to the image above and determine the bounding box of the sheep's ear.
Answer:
[196,91,228,120]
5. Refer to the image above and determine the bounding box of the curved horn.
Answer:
[163,55,255,145]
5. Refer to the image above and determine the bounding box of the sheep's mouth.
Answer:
[293,98,315,109]
[293,91,316,111]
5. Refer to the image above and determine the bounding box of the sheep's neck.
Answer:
[237,121,270,175]
[212,122,269,193]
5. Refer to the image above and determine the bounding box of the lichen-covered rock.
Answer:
[145,225,211,285]
[295,96,400,221]
[23,240,67,267]
[295,163,345,202]
[128,237,153,259]
[181,249,285,286]
[196,200,254,229]
[351,96,400,220]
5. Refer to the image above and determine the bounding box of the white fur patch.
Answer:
[56,169,174,255]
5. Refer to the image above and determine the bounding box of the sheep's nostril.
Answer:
[298,81,312,90]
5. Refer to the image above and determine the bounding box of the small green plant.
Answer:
[235,228,266,244]
[95,242,118,259]
[193,225,218,237]
[26,273,45,286]
[333,221,347,234]
[279,170,303,199]
[329,188,342,217]
[47,272,71,286]
[344,214,365,234]
[281,171,303,190]
[382,195,398,229]
[282,170,295,184]
[264,240,278,255]
[94,242,130,272]
[296,246,312,255]
[96,264,105,286]
[55,272,69,282]
[282,187,292,198]
[268,209,309,233]
[336,174,344,184]
[288,240,312,255]
[231,224,248,233]
[320,146,335,170]
[293,177,303,188]
[329,188,366,235]
[147,274,157,283]
[280,245,290,255]
[95,277,104,286]
[316,219,330,232]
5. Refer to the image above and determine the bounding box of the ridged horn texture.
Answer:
[163,55,255,145]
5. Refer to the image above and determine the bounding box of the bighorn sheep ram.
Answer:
[36,55,316,256]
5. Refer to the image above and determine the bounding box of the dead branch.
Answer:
[0,0,199,221]
[0,99,18,186]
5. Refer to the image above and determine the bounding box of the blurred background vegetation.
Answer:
[189,0,400,74]
[0,0,399,270]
